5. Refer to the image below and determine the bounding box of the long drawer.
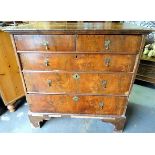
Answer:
[27,94,127,115]
[23,72,132,95]
[14,34,142,53]
[19,53,136,72]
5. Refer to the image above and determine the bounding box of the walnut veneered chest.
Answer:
[4,22,153,132]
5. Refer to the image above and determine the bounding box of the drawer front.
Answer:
[14,35,75,51]
[27,94,127,115]
[20,53,136,72]
[23,72,132,95]
[77,35,142,53]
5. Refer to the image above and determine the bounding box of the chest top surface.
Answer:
[2,21,154,35]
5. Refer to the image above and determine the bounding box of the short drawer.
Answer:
[77,35,142,53]
[23,72,132,95]
[14,35,75,51]
[27,94,127,115]
[20,53,136,72]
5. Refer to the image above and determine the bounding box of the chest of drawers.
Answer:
[4,22,152,132]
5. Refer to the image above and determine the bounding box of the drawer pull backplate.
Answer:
[104,40,111,50]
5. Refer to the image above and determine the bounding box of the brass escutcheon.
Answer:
[73,96,79,102]
[72,73,80,80]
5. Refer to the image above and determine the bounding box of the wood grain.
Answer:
[77,35,142,53]
[23,72,132,95]
[19,53,136,72]
[3,22,153,34]
[0,31,24,106]
[3,21,153,131]
[137,63,155,84]
[27,94,127,115]
[14,35,75,51]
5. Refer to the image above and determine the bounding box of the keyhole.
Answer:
[72,73,80,80]
[74,55,78,59]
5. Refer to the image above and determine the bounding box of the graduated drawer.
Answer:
[27,94,127,115]
[77,35,142,53]
[19,53,136,72]
[14,35,75,51]
[23,72,132,95]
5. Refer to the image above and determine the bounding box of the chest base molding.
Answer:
[28,111,126,132]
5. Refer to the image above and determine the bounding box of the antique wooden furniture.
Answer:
[4,22,152,132]
[0,30,24,112]
[137,54,155,84]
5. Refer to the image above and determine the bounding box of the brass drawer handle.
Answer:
[73,96,79,102]
[44,58,49,66]
[42,41,49,50]
[99,102,104,109]
[101,80,107,88]
[72,73,80,80]
[47,80,52,87]
[104,58,111,67]
[104,40,111,50]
